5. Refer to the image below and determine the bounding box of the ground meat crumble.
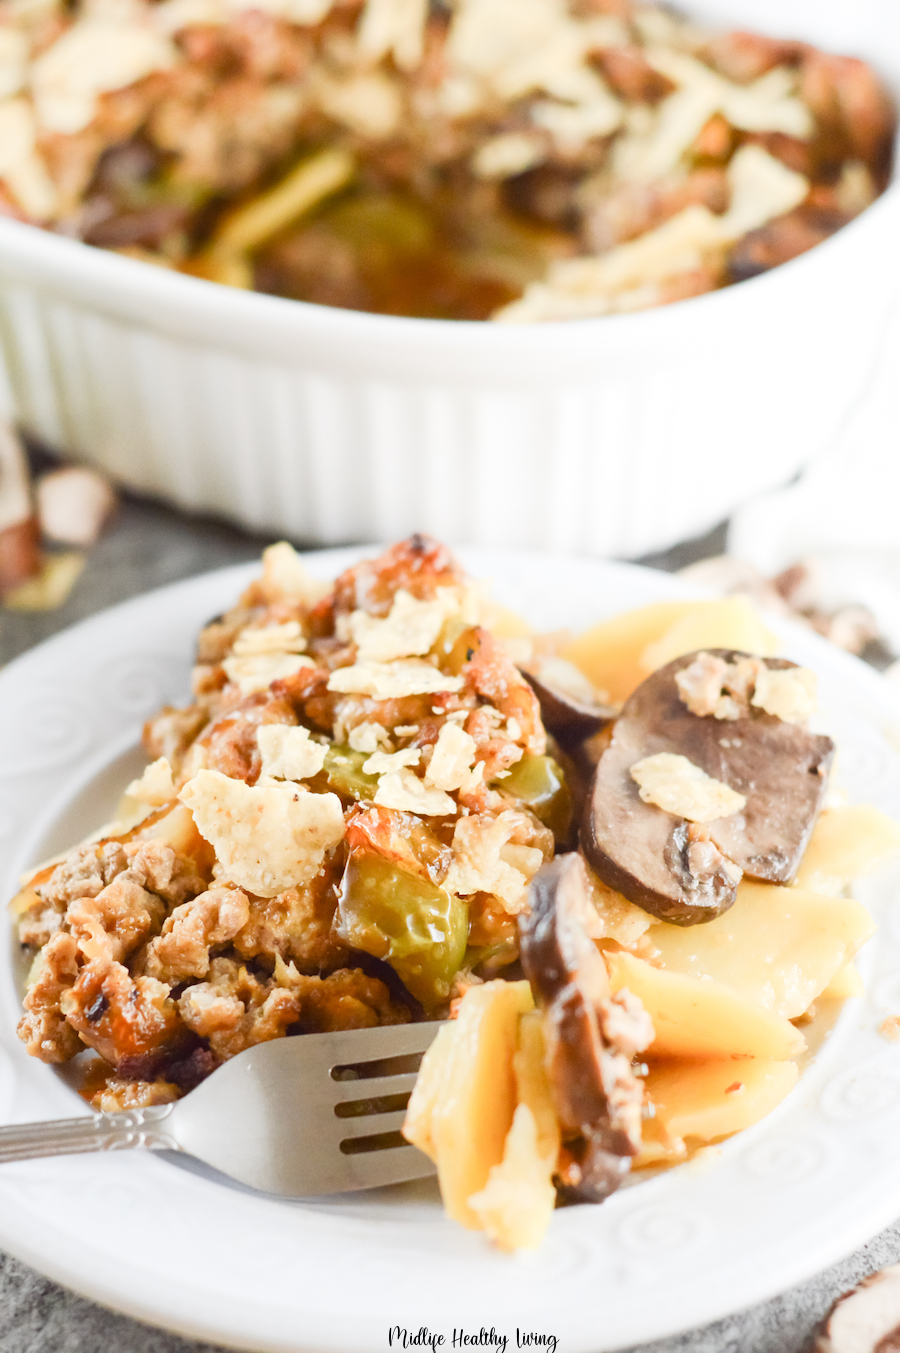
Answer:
[11,535,563,1109]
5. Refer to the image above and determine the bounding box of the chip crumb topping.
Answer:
[349,587,458,663]
[327,658,465,698]
[444,809,544,912]
[373,768,457,817]
[222,651,315,695]
[751,665,817,725]
[348,721,392,753]
[630,752,746,823]
[362,748,421,775]
[259,542,330,606]
[123,756,176,808]
[257,725,328,782]
[676,652,817,725]
[232,621,306,655]
[424,722,479,792]
[179,769,344,897]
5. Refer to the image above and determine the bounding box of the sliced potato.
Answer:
[640,596,777,673]
[642,1056,798,1154]
[468,1104,557,1252]
[646,880,874,1020]
[560,601,696,704]
[606,951,805,1060]
[821,962,865,1000]
[403,1020,458,1162]
[142,803,212,866]
[794,804,900,894]
[487,604,533,640]
[468,1012,560,1252]
[429,979,534,1229]
[8,884,42,921]
[513,1010,561,1165]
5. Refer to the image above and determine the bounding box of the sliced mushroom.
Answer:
[582,650,835,926]
[520,657,616,745]
[817,1264,900,1352]
[519,853,653,1203]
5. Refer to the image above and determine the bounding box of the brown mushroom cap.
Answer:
[520,667,616,745]
[519,854,652,1203]
[816,1264,900,1352]
[582,649,835,926]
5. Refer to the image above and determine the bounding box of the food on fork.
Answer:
[8,536,900,1251]
[0,0,893,320]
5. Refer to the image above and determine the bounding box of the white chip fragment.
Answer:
[222,652,315,695]
[363,747,421,775]
[315,69,402,139]
[0,27,27,101]
[472,131,545,180]
[232,621,306,656]
[358,0,427,70]
[675,652,735,719]
[751,666,817,725]
[630,753,746,823]
[179,769,344,897]
[124,756,177,808]
[675,652,817,726]
[531,87,622,150]
[31,13,178,134]
[720,143,809,237]
[374,768,457,817]
[444,810,542,912]
[424,722,478,792]
[327,659,464,699]
[348,721,392,753]
[0,98,58,219]
[257,725,327,781]
[350,587,458,664]
[447,0,623,131]
[260,541,330,606]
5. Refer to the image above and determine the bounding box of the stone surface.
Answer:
[0,495,891,1353]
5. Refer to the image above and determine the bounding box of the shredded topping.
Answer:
[179,769,345,897]
[257,725,328,781]
[751,665,817,725]
[327,658,464,699]
[676,653,817,725]
[444,810,544,912]
[373,768,457,817]
[232,621,306,655]
[630,752,746,823]
[222,651,315,695]
[123,756,176,807]
[349,587,457,663]
[424,722,480,792]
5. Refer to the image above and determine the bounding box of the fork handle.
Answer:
[0,1105,181,1163]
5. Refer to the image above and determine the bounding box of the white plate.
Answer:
[2,547,900,1353]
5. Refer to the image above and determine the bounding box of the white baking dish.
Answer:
[0,0,897,558]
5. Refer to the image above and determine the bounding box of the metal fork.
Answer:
[0,1022,442,1195]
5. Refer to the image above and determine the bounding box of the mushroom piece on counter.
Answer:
[817,1264,900,1352]
[519,853,653,1203]
[582,649,835,926]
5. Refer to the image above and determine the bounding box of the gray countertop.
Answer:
[1,494,896,1353]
